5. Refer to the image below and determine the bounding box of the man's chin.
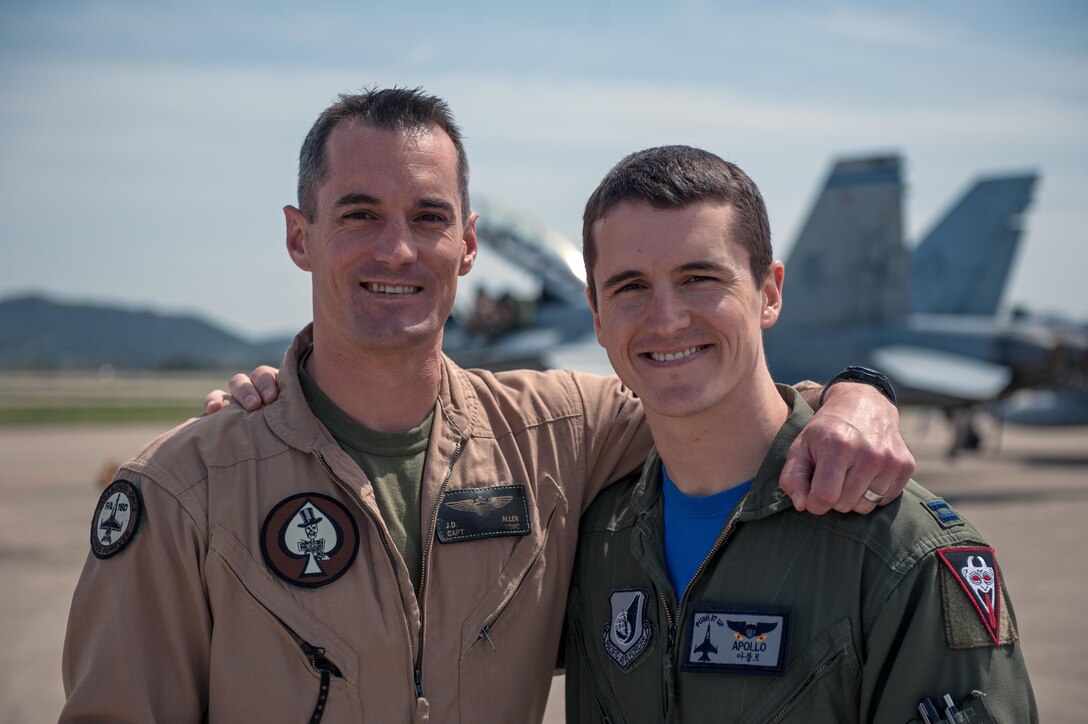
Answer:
[347,320,444,352]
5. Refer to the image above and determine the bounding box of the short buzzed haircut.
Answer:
[582,145,772,306]
[297,87,470,222]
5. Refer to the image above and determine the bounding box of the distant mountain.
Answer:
[0,294,293,370]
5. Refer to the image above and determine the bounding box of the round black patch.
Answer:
[91,479,144,559]
[261,493,360,588]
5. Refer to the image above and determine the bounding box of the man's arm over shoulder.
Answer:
[61,469,210,721]
[568,372,653,513]
[784,380,914,515]
[201,366,915,518]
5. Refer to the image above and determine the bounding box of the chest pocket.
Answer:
[455,473,567,722]
[735,618,859,724]
[207,525,362,723]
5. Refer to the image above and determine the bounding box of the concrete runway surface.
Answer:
[2,413,1083,723]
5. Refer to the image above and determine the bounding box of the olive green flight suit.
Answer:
[565,387,1037,723]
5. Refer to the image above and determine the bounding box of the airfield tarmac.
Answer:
[1,412,1084,723]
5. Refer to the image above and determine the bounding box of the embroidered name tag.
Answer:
[681,607,791,676]
[436,485,531,543]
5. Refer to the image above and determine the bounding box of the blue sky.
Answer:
[1,0,1085,338]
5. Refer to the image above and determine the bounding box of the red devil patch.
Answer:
[937,547,1002,645]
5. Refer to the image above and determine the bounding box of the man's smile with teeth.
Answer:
[364,283,421,294]
[646,346,706,362]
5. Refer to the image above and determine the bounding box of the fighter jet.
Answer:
[911,174,1037,316]
[763,155,1086,449]
[693,625,719,663]
[907,172,1088,432]
[442,202,596,371]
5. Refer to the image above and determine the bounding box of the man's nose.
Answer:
[373,218,417,266]
[645,288,691,335]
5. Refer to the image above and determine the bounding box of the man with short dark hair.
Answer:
[565,145,1036,723]
[62,89,912,723]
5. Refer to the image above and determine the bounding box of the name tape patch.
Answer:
[681,607,791,676]
[91,479,144,559]
[436,485,530,543]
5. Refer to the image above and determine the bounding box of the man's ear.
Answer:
[585,286,604,343]
[284,205,312,272]
[760,261,785,329]
[459,212,479,276]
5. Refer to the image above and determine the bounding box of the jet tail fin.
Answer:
[777,155,909,329]
[911,174,1037,316]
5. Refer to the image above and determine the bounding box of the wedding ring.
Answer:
[863,488,885,504]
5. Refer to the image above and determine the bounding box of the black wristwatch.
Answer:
[820,366,897,407]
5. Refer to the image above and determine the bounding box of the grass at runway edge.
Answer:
[0,405,199,426]
[0,371,225,426]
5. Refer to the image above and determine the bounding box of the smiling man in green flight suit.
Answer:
[564,145,1037,723]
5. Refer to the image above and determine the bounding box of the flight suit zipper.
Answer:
[471,483,560,653]
[413,416,466,697]
[319,415,465,705]
[317,453,417,677]
[471,545,541,652]
[655,502,745,719]
[764,648,846,724]
[271,613,344,724]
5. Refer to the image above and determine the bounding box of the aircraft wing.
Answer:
[871,345,1013,402]
[542,337,616,377]
[992,388,1088,426]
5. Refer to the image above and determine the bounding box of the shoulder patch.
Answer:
[937,547,1017,648]
[261,493,360,588]
[602,589,653,668]
[91,479,144,559]
[680,607,791,676]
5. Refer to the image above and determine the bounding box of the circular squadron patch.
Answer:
[91,479,143,559]
[261,493,359,588]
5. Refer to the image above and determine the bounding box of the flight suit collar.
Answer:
[623,384,814,526]
[736,384,815,522]
[263,325,492,454]
[263,325,335,452]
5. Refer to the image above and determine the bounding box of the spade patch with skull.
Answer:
[261,493,359,588]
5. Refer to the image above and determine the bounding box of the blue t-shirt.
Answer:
[663,464,753,597]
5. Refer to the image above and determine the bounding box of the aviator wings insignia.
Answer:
[446,495,514,517]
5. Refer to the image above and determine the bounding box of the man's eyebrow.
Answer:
[333,193,380,208]
[601,269,643,291]
[418,197,456,215]
[677,260,731,275]
[602,261,732,291]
